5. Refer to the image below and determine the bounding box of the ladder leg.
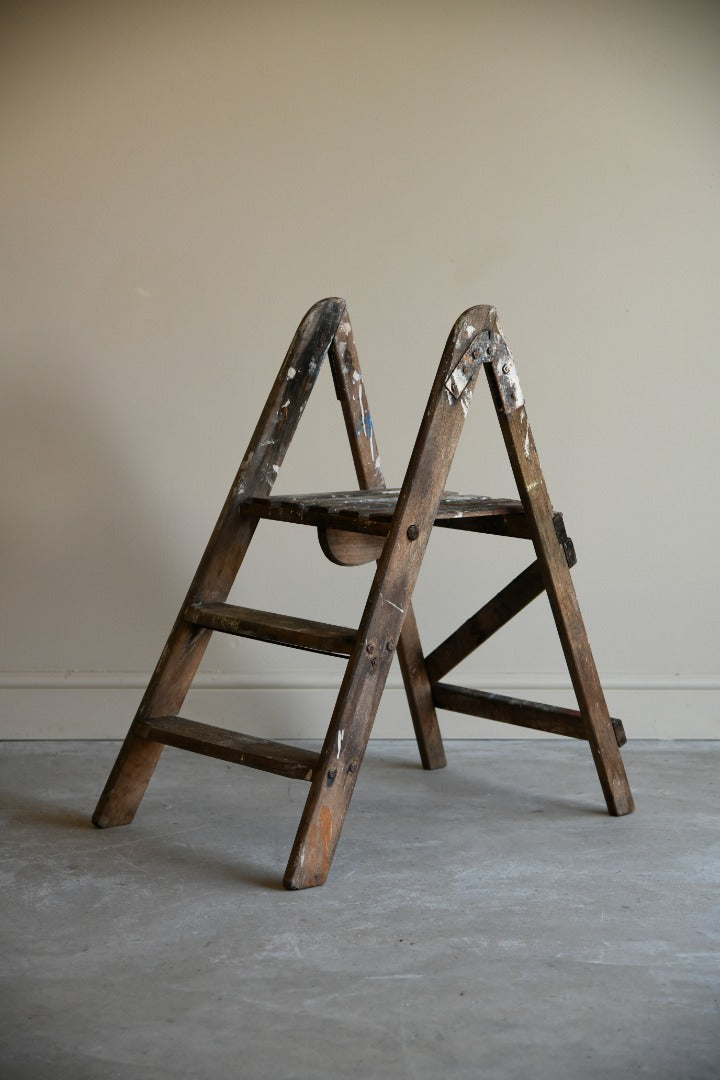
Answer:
[93,621,214,826]
[284,598,445,887]
[328,315,446,771]
[396,607,446,770]
[284,565,419,888]
[492,390,634,816]
[94,298,346,828]
[286,306,496,886]
[93,735,164,827]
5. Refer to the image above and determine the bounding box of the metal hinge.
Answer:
[445,329,524,414]
[553,514,577,568]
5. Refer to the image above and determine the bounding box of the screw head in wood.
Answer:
[406,524,419,541]
[502,363,511,374]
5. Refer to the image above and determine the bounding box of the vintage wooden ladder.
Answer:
[93,298,634,889]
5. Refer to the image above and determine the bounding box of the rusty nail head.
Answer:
[348,762,358,773]
[471,347,480,360]
[366,641,376,655]
[386,639,395,652]
[407,524,419,541]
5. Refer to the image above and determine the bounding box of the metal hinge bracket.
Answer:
[445,329,524,414]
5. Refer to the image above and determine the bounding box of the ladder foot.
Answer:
[605,784,635,817]
[283,804,335,890]
[92,734,164,828]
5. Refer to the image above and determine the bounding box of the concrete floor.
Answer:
[1,739,718,1080]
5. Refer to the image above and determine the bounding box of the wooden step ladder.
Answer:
[93,298,634,889]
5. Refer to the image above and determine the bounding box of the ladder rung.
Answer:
[139,716,320,780]
[432,683,627,747]
[184,602,357,657]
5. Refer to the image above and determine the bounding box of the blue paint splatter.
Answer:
[356,413,373,441]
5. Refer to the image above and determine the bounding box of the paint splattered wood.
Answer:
[93,298,346,828]
[93,297,634,892]
[284,306,498,888]
[486,372,634,816]
[328,318,447,772]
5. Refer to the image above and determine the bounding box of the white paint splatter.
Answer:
[466,323,476,336]
[337,729,344,755]
[352,371,361,383]
[287,367,296,379]
[281,400,290,409]
[381,593,404,614]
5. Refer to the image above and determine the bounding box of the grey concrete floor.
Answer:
[1,740,718,1080]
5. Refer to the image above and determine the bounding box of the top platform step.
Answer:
[239,489,531,538]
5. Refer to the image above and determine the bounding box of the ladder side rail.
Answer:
[285,305,497,888]
[93,298,345,828]
[328,313,446,769]
[485,352,634,816]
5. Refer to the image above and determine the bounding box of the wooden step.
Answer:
[184,602,357,657]
[238,490,528,537]
[432,683,626,747]
[138,716,320,780]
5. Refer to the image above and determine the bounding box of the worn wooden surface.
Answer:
[425,560,546,683]
[241,489,525,533]
[138,717,320,779]
[317,527,385,566]
[328,318,446,772]
[94,297,634,890]
[93,298,346,828]
[432,684,627,746]
[184,601,357,657]
[486,367,634,817]
[284,306,497,888]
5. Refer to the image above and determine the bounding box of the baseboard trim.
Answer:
[1,670,718,740]
[2,670,718,692]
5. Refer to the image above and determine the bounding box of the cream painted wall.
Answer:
[2,0,718,739]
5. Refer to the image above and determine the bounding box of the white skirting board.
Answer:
[0,672,718,740]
